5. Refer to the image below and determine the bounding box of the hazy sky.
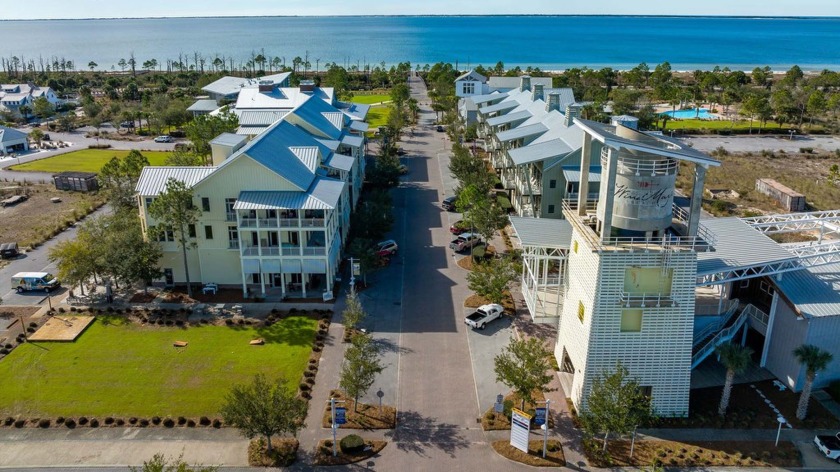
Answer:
[7,0,840,20]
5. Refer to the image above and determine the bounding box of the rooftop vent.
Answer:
[519,75,531,92]
[565,103,582,127]
[546,92,561,113]
[258,80,275,93]
[532,83,544,102]
[299,80,316,93]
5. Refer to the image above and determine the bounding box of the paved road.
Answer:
[687,134,840,153]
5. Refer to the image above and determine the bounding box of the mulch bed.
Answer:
[586,439,801,468]
[464,293,515,314]
[658,380,840,430]
[322,391,396,430]
[491,439,565,467]
[128,292,157,303]
[313,439,386,465]
[482,391,553,431]
[248,438,298,467]
[0,306,41,318]
[455,245,496,271]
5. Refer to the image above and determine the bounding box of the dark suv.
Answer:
[442,196,457,212]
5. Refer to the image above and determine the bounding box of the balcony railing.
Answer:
[619,292,677,308]
[262,246,280,256]
[301,218,325,227]
[303,246,326,256]
[240,218,257,228]
[237,217,325,228]
[241,246,259,256]
[228,240,240,250]
[226,212,237,222]
[282,246,300,256]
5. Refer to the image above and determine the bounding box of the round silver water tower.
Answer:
[599,128,677,232]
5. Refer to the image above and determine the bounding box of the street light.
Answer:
[775,415,786,447]
[788,129,796,141]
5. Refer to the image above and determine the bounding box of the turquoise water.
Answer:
[661,108,717,119]
[0,16,839,71]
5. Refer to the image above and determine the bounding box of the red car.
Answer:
[450,220,469,235]
[375,240,398,257]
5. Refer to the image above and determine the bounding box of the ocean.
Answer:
[1,16,838,72]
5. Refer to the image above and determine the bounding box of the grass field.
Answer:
[10,149,172,173]
[0,316,316,417]
[366,106,391,134]
[351,91,391,105]
[663,118,791,132]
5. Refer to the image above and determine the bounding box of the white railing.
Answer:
[262,247,280,256]
[672,203,690,224]
[695,298,739,317]
[601,147,678,176]
[282,246,300,256]
[240,218,257,228]
[303,247,326,256]
[279,218,298,227]
[259,218,274,227]
[744,303,769,328]
[228,240,240,250]
[692,310,749,369]
[301,218,325,227]
[619,292,676,308]
[694,298,740,346]
[241,246,259,256]
[226,212,237,222]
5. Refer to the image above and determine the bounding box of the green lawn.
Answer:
[366,106,391,135]
[663,118,791,132]
[0,316,316,417]
[10,149,172,173]
[351,93,392,105]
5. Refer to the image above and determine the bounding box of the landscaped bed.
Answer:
[585,439,801,468]
[482,390,553,431]
[322,390,396,430]
[491,439,565,467]
[10,149,172,173]
[0,315,317,418]
[314,438,387,465]
[658,380,840,430]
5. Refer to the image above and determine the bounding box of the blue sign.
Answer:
[534,408,546,426]
[334,407,347,425]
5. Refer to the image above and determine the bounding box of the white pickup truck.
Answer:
[814,432,840,464]
[464,304,505,330]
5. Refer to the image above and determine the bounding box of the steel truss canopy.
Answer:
[697,210,840,286]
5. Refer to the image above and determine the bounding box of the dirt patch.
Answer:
[248,438,298,467]
[0,183,105,249]
[586,439,801,468]
[322,391,396,430]
[128,292,157,303]
[28,315,94,341]
[465,293,515,313]
[491,439,565,467]
[0,306,41,318]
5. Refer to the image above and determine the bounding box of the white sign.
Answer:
[509,408,532,454]
[352,262,361,276]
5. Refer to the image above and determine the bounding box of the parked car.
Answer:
[0,194,28,208]
[450,220,469,235]
[449,233,481,252]
[814,432,840,463]
[464,304,505,330]
[154,135,172,143]
[120,121,135,128]
[436,125,445,132]
[376,239,398,257]
[12,272,60,293]
[396,148,406,156]
[442,195,457,212]
[0,242,18,259]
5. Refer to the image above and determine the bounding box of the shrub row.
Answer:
[1,416,223,428]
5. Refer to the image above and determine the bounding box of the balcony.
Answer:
[282,246,300,256]
[240,218,258,228]
[303,246,326,256]
[237,217,325,229]
[619,292,677,308]
[301,218,325,227]
[262,246,280,256]
[241,246,259,256]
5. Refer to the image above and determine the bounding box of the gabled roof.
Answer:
[488,76,553,91]
[470,92,508,106]
[325,152,355,172]
[202,72,291,97]
[509,216,573,249]
[210,132,247,148]
[236,85,335,111]
[455,69,487,83]
[479,100,519,115]
[775,262,840,318]
[349,120,369,132]
[338,101,371,121]
[0,125,28,144]
[236,110,289,126]
[508,138,573,165]
[135,167,216,196]
[233,176,345,210]
[287,95,346,140]
[496,123,548,143]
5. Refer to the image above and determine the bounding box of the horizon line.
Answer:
[2,13,840,21]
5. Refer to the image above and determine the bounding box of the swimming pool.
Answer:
[660,108,717,119]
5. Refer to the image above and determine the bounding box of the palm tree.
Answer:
[793,344,833,420]
[715,343,753,416]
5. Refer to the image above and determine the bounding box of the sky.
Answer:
[5,0,840,20]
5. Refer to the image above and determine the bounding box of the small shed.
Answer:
[755,178,806,211]
[53,172,99,192]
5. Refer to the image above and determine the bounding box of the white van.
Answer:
[12,272,60,293]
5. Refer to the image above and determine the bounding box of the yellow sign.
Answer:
[512,408,533,420]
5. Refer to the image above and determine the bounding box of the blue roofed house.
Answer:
[135,93,369,300]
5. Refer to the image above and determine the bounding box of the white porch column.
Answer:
[577,133,592,216]
[599,148,618,242]
[302,272,307,298]
[760,292,780,367]
[688,164,707,237]
[280,272,286,297]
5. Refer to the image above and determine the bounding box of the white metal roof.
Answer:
[774,262,840,318]
[210,132,247,147]
[508,138,573,165]
[0,125,28,144]
[562,166,603,183]
[236,110,289,126]
[479,100,519,115]
[325,153,354,172]
[135,167,216,196]
[488,76,553,91]
[696,218,796,276]
[341,134,364,148]
[509,216,573,249]
[486,110,532,127]
[187,99,220,113]
[349,120,369,132]
[234,176,344,210]
[496,123,548,143]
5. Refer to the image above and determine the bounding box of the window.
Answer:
[621,309,643,332]
[549,179,557,189]
[548,204,555,214]
[228,226,239,245]
[145,197,154,208]
[577,301,585,323]
[573,240,579,253]
[201,197,210,212]
[188,224,196,238]
[638,386,653,398]
[225,198,237,221]
[463,82,475,94]
[204,225,214,239]
[760,281,775,296]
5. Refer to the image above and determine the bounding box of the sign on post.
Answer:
[509,408,532,453]
[534,407,546,426]
[352,263,361,276]
[334,407,347,425]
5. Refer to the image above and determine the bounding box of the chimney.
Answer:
[565,103,582,127]
[546,92,561,112]
[258,80,275,93]
[519,75,531,92]
[299,79,315,93]
[532,83,544,102]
